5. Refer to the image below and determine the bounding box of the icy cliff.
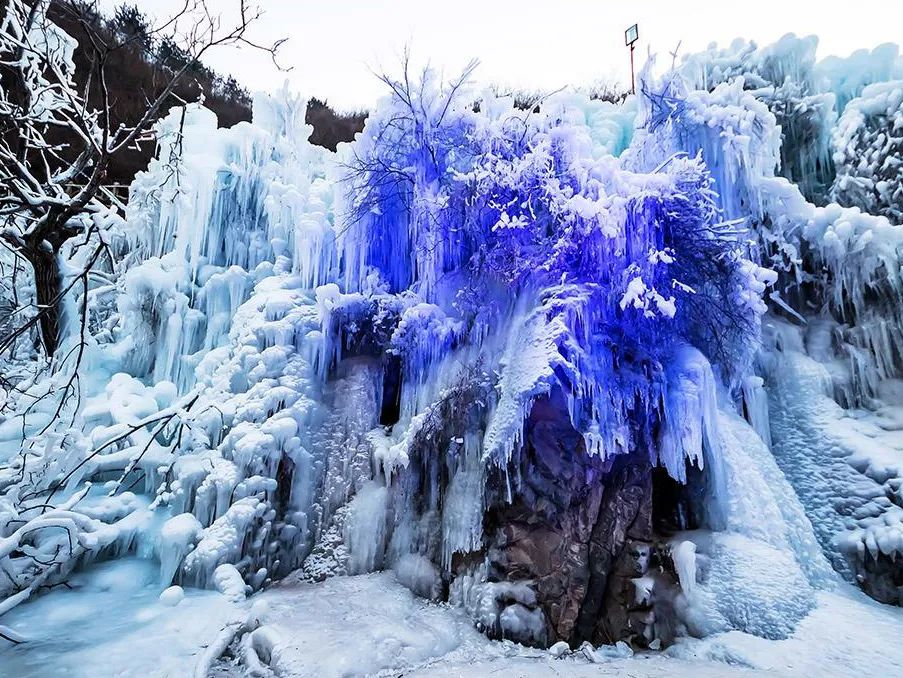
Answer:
[3,27,903,668]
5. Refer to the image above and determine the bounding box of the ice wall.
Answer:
[120,92,335,391]
[0,90,341,620]
[95,70,782,648]
[673,36,903,597]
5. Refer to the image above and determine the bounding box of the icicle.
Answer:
[671,540,698,595]
[158,513,203,587]
[441,431,485,569]
[742,375,773,449]
[344,481,389,574]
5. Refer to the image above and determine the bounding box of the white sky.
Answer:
[101,1,903,111]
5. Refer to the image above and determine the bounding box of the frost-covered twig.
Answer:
[29,388,201,505]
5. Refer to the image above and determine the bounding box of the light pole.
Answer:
[625,24,639,95]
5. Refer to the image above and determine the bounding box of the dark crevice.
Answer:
[379,356,403,426]
[652,465,700,534]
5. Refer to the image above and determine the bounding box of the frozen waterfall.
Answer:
[3,29,903,676]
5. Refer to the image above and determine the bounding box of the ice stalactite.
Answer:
[158,513,203,587]
[679,36,903,206]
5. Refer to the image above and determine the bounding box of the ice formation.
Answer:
[3,15,903,673]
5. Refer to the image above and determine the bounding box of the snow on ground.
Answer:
[217,571,758,678]
[672,588,903,677]
[224,571,500,677]
[3,563,903,677]
[411,655,758,677]
[218,572,903,678]
[0,558,240,677]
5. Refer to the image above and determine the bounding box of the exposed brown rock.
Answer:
[482,391,669,648]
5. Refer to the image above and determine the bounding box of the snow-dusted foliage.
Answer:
[340,68,768,476]
[831,80,903,223]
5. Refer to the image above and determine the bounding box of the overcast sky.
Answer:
[100,1,903,111]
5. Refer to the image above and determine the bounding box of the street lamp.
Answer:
[625,24,639,95]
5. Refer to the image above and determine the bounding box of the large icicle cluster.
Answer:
[116,92,339,589]
[270,70,785,648]
[680,36,903,204]
[634,40,903,404]
[120,92,335,391]
[832,80,903,222]
[338,74,769,475]
[0,88,337,632]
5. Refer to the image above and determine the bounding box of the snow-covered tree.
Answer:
[0,0,281,356]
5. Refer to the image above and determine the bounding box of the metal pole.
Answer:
[630,43,636,95]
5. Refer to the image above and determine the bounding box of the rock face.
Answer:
[859,553,903,606]
[576,461,654,646]
[482,392,674,648]
[485,395,606,644]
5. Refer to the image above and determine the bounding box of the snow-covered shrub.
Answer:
[831,81,903,224]
[341,67,771,472]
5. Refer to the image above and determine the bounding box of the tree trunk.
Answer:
[26,244,64,357]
